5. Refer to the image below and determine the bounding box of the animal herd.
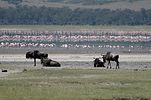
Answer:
[26,50,120,69]
[26,50,61,67]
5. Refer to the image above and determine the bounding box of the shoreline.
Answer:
[0,48,150,54]
[0,53,151,62]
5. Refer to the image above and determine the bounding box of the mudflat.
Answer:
[0,53,151,69]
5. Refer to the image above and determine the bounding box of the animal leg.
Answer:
[116,61,119,69]
[109,61,112,69]
[34,58,36,66]
[107,61,110,69]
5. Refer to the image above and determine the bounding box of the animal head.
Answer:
[26,51,33,59]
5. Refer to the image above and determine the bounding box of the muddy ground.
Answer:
[0,53,150,69]
[0,52,151,79]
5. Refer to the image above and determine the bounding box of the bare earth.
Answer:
[0,53,150,68]
[0,53,151,77]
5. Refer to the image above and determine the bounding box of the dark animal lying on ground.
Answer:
[41,58,61,67]
[26,50,48,66]
[102,52,119,69]
[2,69,7,72]
[93,58,105,67]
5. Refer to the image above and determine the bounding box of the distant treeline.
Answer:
[2,0,22,5]
[0,6,151,25]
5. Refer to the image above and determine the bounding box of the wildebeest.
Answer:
[26,50,48,66]
[41,58,61,67]
[93,58,105,67]
[102,52,119,69]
